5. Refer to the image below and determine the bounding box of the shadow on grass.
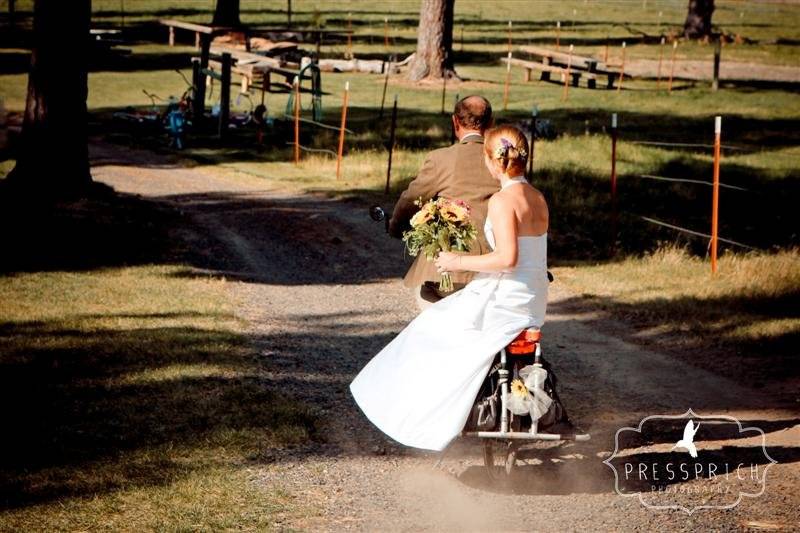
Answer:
[0,320,319,509]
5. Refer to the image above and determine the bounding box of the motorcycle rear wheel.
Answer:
[483,439,520,482]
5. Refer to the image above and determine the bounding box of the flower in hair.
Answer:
[494,137,528,159]
[494,138,512,159]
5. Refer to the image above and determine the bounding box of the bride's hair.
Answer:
[484,125,529,176]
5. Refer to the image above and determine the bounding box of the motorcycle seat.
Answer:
[506,328,541,355]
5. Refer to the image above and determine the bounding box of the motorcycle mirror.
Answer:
[369,205,386,222]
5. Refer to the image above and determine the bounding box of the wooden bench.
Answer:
[517,45,620,89]
[503,56,596,88]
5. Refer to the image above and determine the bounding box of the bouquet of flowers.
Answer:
[402,197,477,292]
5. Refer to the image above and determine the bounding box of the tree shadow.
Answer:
[0,317,321,509]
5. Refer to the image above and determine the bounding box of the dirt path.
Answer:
[91,141,799,531]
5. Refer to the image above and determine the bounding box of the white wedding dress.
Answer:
[350,178,549,451]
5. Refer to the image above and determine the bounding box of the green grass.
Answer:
[553,246,800,389]
[0,265,320,530]
[0,183,321,530]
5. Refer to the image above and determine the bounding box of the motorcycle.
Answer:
[370,205,590,480]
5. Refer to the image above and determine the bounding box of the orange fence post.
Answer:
[556,21,561,50]
[293,76,300,164]
[507,20,512,54]
[617,41,626,92]
[711,116,721,274]
[668,40,678,94]
[657,36,665,90]
[562,44,574,101]
[611,113,618,253]
[503,51,512,111]
[336,81,350,180]
[603,34,609,63]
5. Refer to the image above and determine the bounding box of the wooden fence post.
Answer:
[385,95,398,194]
[617,41,626,92]
[218,53,231,139]
[293,76,300,164]
[711,116,721,273]
[336,81,350,179]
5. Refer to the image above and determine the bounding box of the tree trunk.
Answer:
[407,0,457,81]
[683,0,714,39]
[212,0,240,27]
[6,0,92,194]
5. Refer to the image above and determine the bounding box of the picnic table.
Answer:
[160,19,241,49]
[200,45,323,121]
[514,45,621,89]
[207,46,293,93]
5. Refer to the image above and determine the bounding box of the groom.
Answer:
[389,95,498,310]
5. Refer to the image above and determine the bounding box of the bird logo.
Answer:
[672,419,700,458]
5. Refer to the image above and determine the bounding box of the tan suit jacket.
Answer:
[388,134,499,288]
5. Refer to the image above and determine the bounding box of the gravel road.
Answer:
[91,141,799,532]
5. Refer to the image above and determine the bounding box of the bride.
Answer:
[350,125,549,452]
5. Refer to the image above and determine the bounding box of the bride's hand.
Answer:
[435,251,461,273]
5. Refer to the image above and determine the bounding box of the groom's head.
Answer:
[452,95,493,140]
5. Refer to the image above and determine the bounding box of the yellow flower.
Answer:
[410,209,433,227]
[511,379,528,398]
[440,204,470,223]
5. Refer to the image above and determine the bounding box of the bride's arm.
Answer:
[436,195,518,274]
